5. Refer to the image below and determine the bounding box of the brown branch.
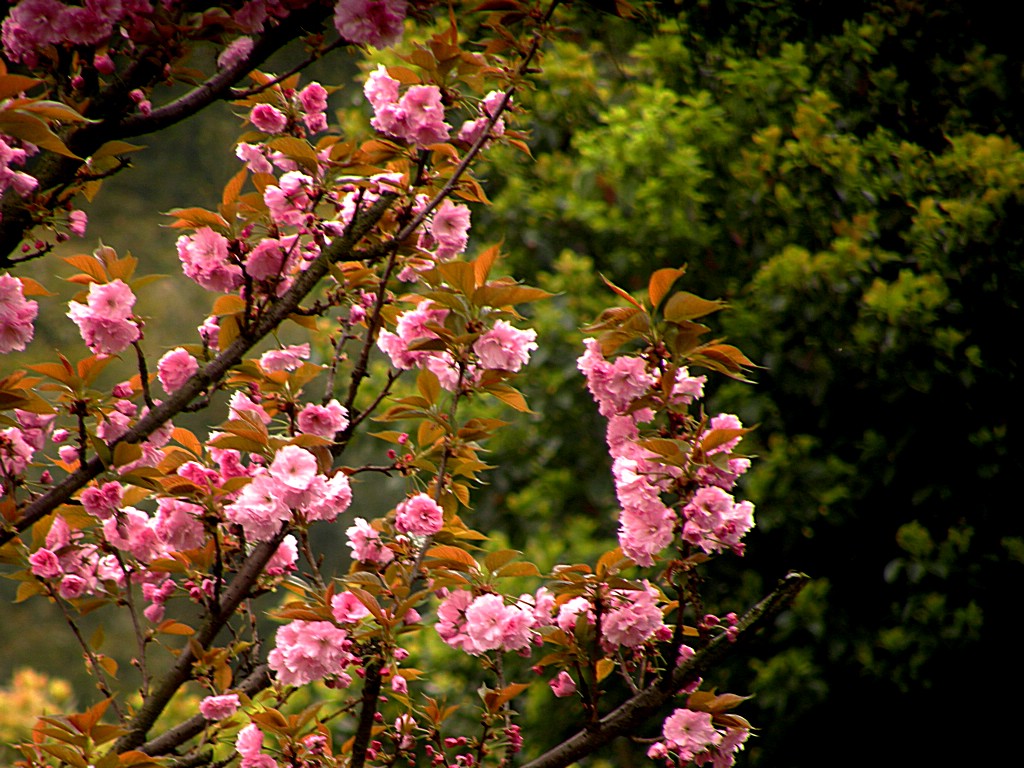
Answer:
[520,572,811,768]
[115,531,287,752]
[0,6,333,266]
[350,660,384,768]
[138,664,272,757]
[1,192,397,547]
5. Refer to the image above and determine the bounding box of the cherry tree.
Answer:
[0,2,807,766]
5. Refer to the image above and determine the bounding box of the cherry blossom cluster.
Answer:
[0,6,777,765]
[224,444,353,541]
[2,0,143,66]
[334,0,408,48]
[577,339,755,565]
[248,81,332,136]
[364,64,451,148]
[0,272,38,353]
[66,279,141,356]
[0,135,38,206]
[25,412,350,621]
[436,589,536,655]
[1,411,48,484]
[2,0,408,72]
[267,619,356,686]
[2,132,86,242]
[377,299,538,390]
[646,708,750,768]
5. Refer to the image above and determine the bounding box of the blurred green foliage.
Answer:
[468,0,1024,762]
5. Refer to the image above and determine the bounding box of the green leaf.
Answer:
[600,273,644,309]
[0,74,41,100]
[663,292,725,322]
[483,549,520,573]
[486,383,531,412]
[0,111,79,157]
[472,283,553,308]
[267,137,321,171]
[417,368,442,404]
[91,140,147,160]
[648,267,686,309]
[495,561,541,578]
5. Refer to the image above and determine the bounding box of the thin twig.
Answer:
[114,551,152,698]
[229,38,347,98]
[47,582,125,722]
[133,340,155,410]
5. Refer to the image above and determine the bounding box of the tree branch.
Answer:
[520,572,810,768]
[138,664,272,757]
[116,532,287,752]
[1,192,397,547]
[0,6,332,265]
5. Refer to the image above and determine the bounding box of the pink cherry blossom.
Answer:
[365,72,450,149]
[154,498,206,551]
[549,670,577,697]
[297,399,349,438]
[236,723,278,768]
[577,339,656,417]
[236,142,273,174]
[298,82,329,132]
[177,228,242,293]
[0,273,38,353]
[301,472,353,522]
[266,534,298,575]
[68,209,88,237]
[217,36,253,70]
[435,589,474,652]
[396,85,450,147]
[346,517,393,564]
[681,486,755,556]
[199,693,240,721]
[555,596,593,633]
[334,0,407,48]
[377,300,450,371]
[458,90,508,146]
[1,0,64,62]
[394,492,444,536]
[463,593,534,654]
[224,473,292,542]
[331,591,371,624]
[102,507,164,562]
[363,65,400,110]
[29,548,62,579]
[264,171,313,226]
[259,343,310,372]
[250,103,288,134]
[672,366,707,404]
[229,391,272,425]
[157,347,198,394]
[662,708,723,761]
[59,574,89,599]
[473,320,537,372]
[67,280,140,356]
[704,413,745,454]
[602,582,665,649]
[429,199,471,260]
[269,445,318,491]
[267,619,354,686]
